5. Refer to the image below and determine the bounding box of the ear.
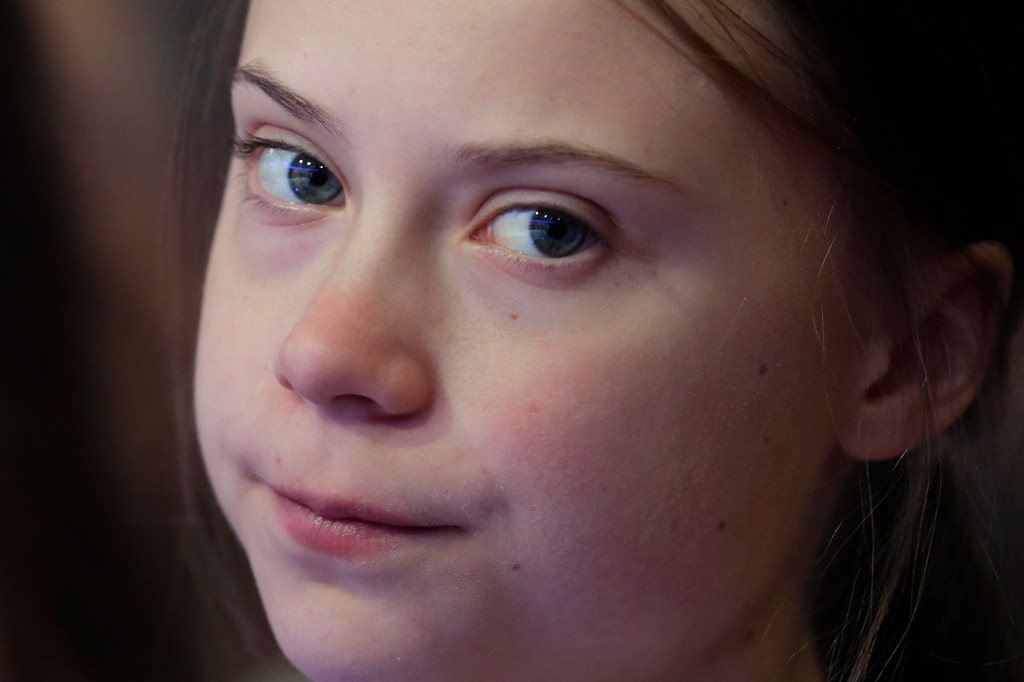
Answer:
[839,242,1013,461]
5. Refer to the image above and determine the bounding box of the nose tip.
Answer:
[274,294,434,418]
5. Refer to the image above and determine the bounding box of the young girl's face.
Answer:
[195,1,867,679]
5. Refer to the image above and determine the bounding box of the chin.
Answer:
[254,571,497,682]
[266,606,422,682]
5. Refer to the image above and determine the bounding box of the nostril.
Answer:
[328,393,379,412]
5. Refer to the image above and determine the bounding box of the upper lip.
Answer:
[274,485,458,529]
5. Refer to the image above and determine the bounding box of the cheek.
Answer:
[194,230,282,503]
[452,294,839,642]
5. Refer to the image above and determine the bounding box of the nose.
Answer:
[274,284,435,418]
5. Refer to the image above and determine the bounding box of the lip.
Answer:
[272,487,461,559]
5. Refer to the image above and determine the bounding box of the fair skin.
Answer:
[194,1,1005,680]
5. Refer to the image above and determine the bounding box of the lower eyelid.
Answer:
[468,236,607,286]
[240,193,333,226]
[237,154,344,222]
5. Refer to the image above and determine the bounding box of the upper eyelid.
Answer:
[233,134,303,158]
[233,133,330,165]
[233,131,347,184]
[476,191,620,243]
[229,78,347,166]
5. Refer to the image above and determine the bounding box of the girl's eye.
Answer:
[488,207,593,259]
[257,147,344,205]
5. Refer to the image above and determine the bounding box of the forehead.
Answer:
[240,0,796,107]
[241,1,695,74]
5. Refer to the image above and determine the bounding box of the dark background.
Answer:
[1,2,297,679]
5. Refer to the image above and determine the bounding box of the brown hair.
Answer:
[172,0,280,669]
[175,1,1024,679]
[632,1,1024,679]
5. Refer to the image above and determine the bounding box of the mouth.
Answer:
[272,487,462,559]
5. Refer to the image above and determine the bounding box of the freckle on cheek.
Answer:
[758,363,768,377]
[528,402,539,413]
[510,312,518,320]
[511,563,521,572]
[718,520,727,532]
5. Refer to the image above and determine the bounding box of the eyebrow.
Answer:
[234,64,700,203]
[446,142,700,201]
[233,63,345,139]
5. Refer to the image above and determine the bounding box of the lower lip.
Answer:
[273,493,447,559]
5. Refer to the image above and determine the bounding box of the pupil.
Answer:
[528,210,587,258]
[287,153,342,203]
[308,167,327,186]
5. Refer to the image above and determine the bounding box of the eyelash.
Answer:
[233,133,308,162]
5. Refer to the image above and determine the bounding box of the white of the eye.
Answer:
[258,147,302,203]
[490,209,552,257]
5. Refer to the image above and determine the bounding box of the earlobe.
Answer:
[839,242,1013,461]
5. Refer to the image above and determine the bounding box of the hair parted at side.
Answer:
[175,1,1023,679]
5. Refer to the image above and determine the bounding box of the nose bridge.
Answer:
[321,188,443,329]
[333,189,438,301]
[273,205,439,417]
